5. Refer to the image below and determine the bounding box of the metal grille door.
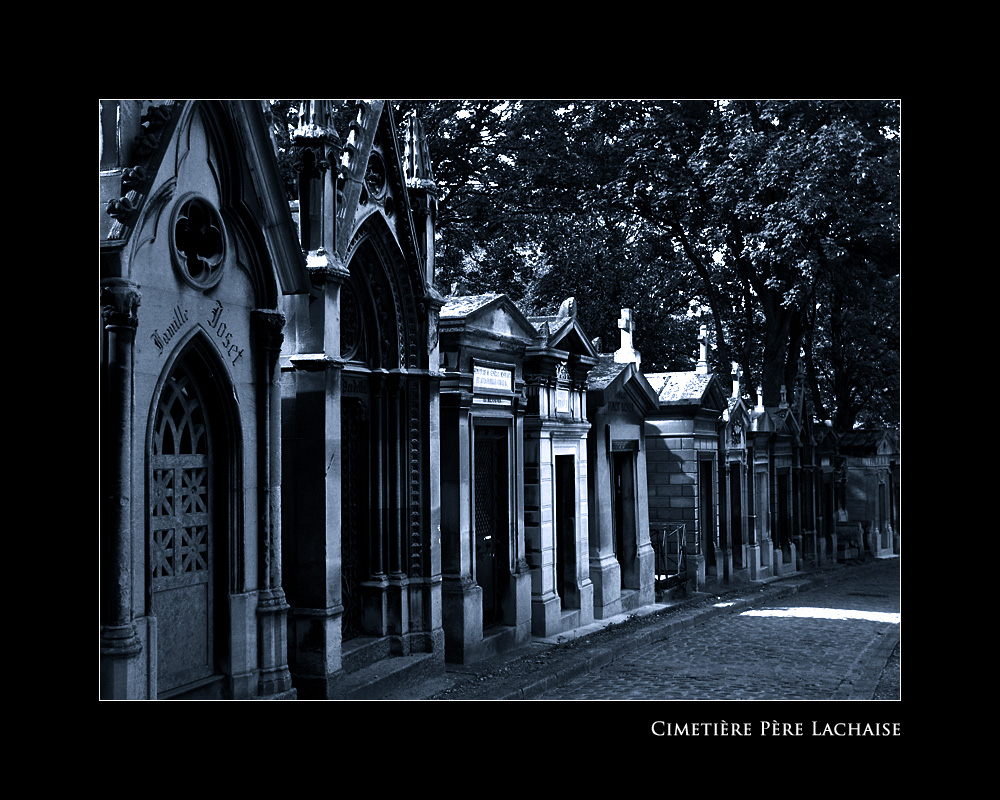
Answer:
[150,367,214,694]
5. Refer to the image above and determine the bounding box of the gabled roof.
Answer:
[771,405,802,438]
[836,427,899,456]
[440,293,540,342]
[526,297,599,359]
[587,357,629,391]
[726,393,752,427]
[645,371,727,412]
[529,316,599,358]
[441,293,506,319]
[587,356,659,415]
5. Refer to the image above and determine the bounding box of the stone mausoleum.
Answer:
[437,293,534,662]
[644,326,728,592]
[523,298,600,638]
[585,308,659,618]
[100,101,309,699]
[278,101,445,698]
[101,100,446,700]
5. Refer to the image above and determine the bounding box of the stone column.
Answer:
[252,309,294,698]
[589,421,622,619]
[284,262,349,699]
[440,390,481,662]
[386,373,410,646]
[509,393,532,643]
[100,278,143,699]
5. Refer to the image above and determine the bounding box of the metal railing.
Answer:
[651,523,686,592]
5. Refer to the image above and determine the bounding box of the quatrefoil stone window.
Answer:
[171,194,226,290]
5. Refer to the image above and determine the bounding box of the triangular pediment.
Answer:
[440,294,540,343]
[587,358,658,414]
[545,319,599,359]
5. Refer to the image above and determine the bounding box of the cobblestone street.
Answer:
[533,557,900,701]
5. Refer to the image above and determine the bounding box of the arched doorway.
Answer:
[340,270,372,642]
[148,342,235,698]
[338,226,421,644]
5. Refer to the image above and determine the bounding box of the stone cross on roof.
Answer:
[614,308,641,366]
[696,324,709,374]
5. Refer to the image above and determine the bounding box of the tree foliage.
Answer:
[271,99,900,430]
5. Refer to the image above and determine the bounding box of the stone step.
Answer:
[331,651,444,700]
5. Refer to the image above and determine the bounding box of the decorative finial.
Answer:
[405,110,437,191]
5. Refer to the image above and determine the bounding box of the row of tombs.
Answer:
[99,100,900,700]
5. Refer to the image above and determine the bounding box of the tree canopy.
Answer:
[272,99,901,431]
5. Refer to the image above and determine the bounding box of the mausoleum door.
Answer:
[149,361,219,697]
[777,472,790,559]
[555,455,576,602]
[475,426,508,628]
[700,460,716,571]
[730,469,743,568]
[611,451,637,589]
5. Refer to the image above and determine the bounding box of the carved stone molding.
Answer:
[253,309,286,377]
[251,308,286,350]
[100,278,141,330]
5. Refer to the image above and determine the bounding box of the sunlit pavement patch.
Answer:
[739,607,900,623]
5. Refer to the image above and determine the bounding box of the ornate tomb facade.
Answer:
[437,294,534,662]
[585,309,659,618]
[278,102,446,698]
[719,362,753,585]
[100,100,307,699]
[523,298,600,637]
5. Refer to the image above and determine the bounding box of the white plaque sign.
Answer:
[473,365,513,394]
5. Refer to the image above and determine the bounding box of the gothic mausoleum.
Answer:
[100,100,309,699]
[100,100,445,700]
[278,101,445,698]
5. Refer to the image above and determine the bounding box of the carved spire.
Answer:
[404,110,437,191]
[293,101,339,144]
[404,108,438,287]
[291,100,344,269]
